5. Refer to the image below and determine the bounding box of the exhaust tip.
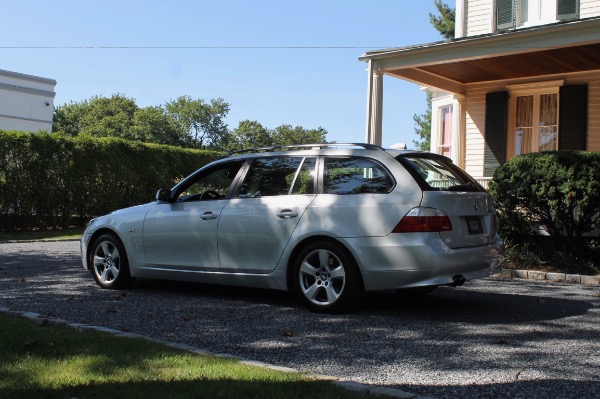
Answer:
[452,275,466,287]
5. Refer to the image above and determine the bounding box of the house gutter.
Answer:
[358,16,600,67]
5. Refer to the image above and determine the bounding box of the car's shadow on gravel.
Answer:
[357,284,595,324]
[131,277,594,325]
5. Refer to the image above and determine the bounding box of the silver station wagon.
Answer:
[81,143,504,312]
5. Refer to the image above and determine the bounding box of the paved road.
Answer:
[1,240,599,399]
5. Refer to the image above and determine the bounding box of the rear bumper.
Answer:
[344,234,504,291]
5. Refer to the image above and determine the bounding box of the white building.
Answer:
[362,0,600,186]
[0,69,56,132]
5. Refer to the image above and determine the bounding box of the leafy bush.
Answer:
[489,151,600,273]
[0,130,221,230]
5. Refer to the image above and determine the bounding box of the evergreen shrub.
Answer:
[489,151,600,274]
[0,130,221,230]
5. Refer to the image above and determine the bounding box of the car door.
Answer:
[142,161,244,272]
[217,157,316,274]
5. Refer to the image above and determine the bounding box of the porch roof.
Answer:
[359,17,600,94]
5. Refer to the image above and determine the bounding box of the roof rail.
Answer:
[222,143,384,158]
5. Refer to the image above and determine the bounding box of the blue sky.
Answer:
[1,0,452,148]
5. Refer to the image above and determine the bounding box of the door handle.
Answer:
[201,212,218,220]
[277,209,298,219]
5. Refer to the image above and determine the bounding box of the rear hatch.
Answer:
[396,154,496,249]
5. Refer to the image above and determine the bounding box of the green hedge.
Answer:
[0,131,222,230]
[489,151,600,270]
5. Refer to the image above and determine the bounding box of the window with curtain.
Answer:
[512,92,558,157]
[438,105,453,158]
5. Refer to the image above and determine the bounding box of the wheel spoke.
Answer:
[93,255,104,267]
[317,249,330,269]
[324,283,341,303]
[101,241,112,257]
[329,265,345,280]
[303,280,321,300]
[300,260,319,278]
[100,266,111,283]
[110,263,120,277]
[110,248,120,263]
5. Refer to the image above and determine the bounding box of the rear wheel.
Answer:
[90,234,133,289]
[292,241,362,313]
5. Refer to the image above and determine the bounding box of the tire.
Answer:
[89,233,133,289]
[292,241,363,313]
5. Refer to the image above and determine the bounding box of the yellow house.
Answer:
[361,0,600,186]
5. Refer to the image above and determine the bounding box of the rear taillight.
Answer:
[392,207,453,233]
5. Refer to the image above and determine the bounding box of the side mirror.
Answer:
[156,189,172,203]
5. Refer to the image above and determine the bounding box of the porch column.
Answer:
[365,61,384,146]
[453,95,466,169]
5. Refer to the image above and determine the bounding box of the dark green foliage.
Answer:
[226,120,329,152]
[429,0,456,40]
[52,94,230,149]
[412,92,432,151]
[489,151,600,272]
[0,130,221,230]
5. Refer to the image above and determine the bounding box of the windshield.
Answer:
[399,155,483,192]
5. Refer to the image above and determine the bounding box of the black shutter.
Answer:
[497,0,516,30]
[557,0,579,20]
[484,91,509,177]
[559,85,587,150]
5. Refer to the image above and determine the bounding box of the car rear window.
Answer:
[399,155,483,192]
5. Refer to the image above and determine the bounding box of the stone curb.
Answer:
[496,269,600,285]
[0,307,428,399]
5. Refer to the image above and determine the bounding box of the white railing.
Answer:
[474,177,492,189]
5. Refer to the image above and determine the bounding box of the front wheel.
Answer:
[90,234,133,289]
[292,241,363,313]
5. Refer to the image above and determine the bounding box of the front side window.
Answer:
[237,157,315,197]
[177,161,244,201]
[324,158,394,195]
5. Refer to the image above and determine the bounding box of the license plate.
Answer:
[465,216,483,235]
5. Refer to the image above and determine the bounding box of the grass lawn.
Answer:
[0,313,378,399]
[0,228,84,242]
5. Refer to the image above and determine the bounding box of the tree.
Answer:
[412,1,455,151]
[130,106,181,145]
[227,120,273,150]
[164,96,230,149]
[52,94,138,138]
[430,0,456,40]
[53,94,231,149]
[226,121,329,152]
[412,92,432,151]
[271,125,328,146]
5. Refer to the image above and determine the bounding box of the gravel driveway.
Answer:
[1,240,599,399]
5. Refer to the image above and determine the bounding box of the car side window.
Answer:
[177,161,244,201]
[324,157,394,194]
[238,157,314,197]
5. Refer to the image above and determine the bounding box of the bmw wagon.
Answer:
[81,143,504,312]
